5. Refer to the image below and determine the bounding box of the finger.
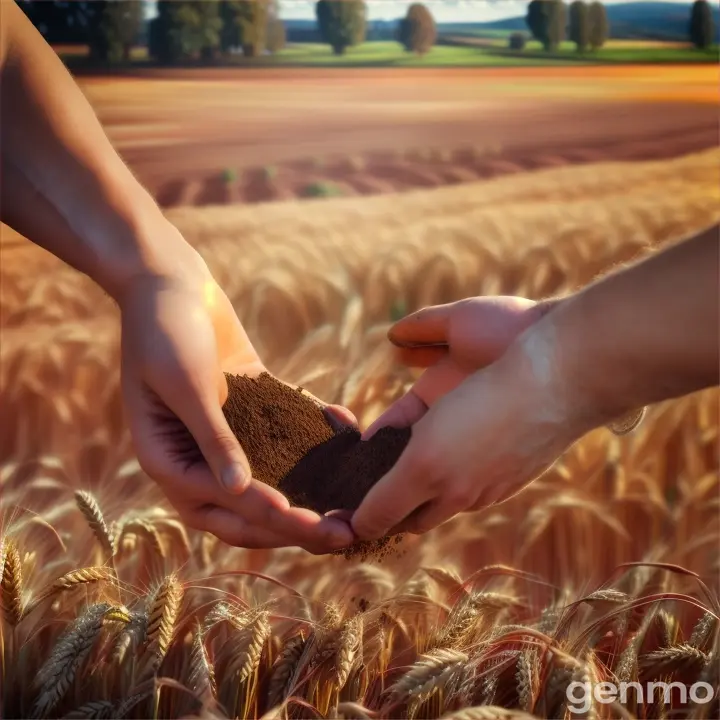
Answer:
[283,383,359,430]
[388,302,456,347]
[411,356,470,408]
[361,391,428,440]
[391,495,466,536]
[351,438,433,541]
[179,390,253,495]
[394,346,447,368]
[323,404,359,432]
[192,503,354,553]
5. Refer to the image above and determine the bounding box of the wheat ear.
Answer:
[74,491,114,559]
[336,615,364,689]
[62,700,115,719]
[23,567,113,618]
[32,603,129,717]
[228,610,271,683]
[267,632,307,707]
[146,573,183,661]
[1,539,23,625]
[385,648,468,709]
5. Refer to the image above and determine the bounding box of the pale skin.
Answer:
[0,0,357,553]
[351,224,719,541]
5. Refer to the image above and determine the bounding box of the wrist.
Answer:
[505,293,625,443]
[532,290,638,434]
[80,181,211,303]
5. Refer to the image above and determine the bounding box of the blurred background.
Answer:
[0,2,719,717]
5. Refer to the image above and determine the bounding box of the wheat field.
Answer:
[1,148,719,719]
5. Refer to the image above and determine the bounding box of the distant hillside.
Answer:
[438,2,720,41]
[285,18,399,42]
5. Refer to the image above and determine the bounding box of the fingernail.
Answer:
[221,464,249,493]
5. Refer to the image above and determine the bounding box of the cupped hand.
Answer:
[363,296,550,439]
[118,243,356,554]
[351,328,581,541]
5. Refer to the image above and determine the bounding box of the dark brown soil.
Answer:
[222,372,335,488]
[222,372,411,560]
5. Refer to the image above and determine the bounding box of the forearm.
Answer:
[0,2,184,300]
[534,224,719,430]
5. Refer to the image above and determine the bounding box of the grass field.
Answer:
[58,39,719,69]
[1,147,719,718]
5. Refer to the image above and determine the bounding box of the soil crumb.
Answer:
[222,372,411,561]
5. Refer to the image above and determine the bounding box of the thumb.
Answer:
[177,384,253,495]
[388,302,456,347]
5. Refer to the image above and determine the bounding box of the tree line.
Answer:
[15,0,716,65]
[522,0,714,53]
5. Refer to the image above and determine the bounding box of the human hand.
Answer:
[351,317,586,541]
[363,296,549,439]
[118,233,356,553]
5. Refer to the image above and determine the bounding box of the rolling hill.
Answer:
[286,2,719,43]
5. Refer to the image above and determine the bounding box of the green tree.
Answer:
[397,3,436,56]
[266,18,286,53]
[526,0,565,51]
[88,1,144,63]
[587,1,608,51]
[220,1,270,57]
[568,0,589,52]
[689,0,714,49]
[315,0,366,55]
[149,1,221,64]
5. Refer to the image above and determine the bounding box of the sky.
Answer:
[278,0,694,22]
[145,0,695,23]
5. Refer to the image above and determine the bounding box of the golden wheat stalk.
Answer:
[267,632,307,707]
[439,707,539,720]
[74,490,114,559]
[145,573,183,660]
[336,615,364,689]
[385,648,468,709]
[639,644,708,676]
[23,567,113,618]
[121,519,165,560]
[111,610,148,665]
[1,539,23,625]
[188,622,217,699]
[228,610,271,683]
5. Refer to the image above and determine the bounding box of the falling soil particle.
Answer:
[222,372,411,560]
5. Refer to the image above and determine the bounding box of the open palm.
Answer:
[120,260,356,554]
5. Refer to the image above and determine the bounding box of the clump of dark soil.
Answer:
[222,372,411,560]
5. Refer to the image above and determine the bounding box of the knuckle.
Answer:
[211,430,240,455]
[446,485,472,510]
